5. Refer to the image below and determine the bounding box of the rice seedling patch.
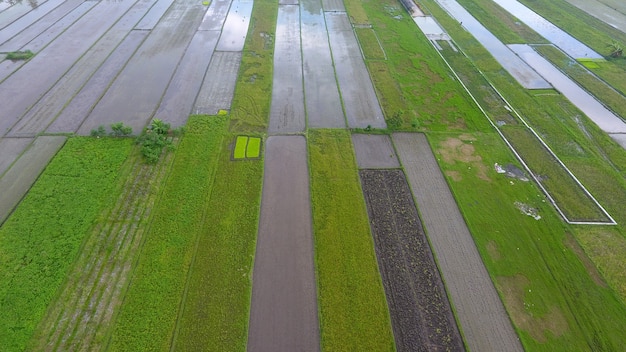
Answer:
[232,135,261,160]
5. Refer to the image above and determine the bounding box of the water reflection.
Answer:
[0,0,39,9]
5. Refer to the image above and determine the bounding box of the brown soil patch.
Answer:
[445,170,462,181]
[486,240,501,261]
[438,137,490,181]
[498,274,569,343]
[563,232,607,288]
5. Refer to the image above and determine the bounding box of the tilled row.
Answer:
[360,168,465,352]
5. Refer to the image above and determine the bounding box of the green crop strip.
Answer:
[348,0,490,132]
[172,132,263,351]
[355,27,386,60]
[0,138,132,351]
[234,136,248,159]
[308,129,395,351]
[454,0,548,44]
[230,0,278,132]
[246,137,261,158]
[105,116,227,351]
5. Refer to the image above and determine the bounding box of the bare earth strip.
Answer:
[325,12,386,129]
[247,135,320,352]
[46,30,149,133]
[193,51,242,115]
[0,137,32,177]
[29,151,173,351]
[0,0,85,52]
[0,0,67,45]
[0,136,65,225]
[134,0,175,30]
[360,169,465,351]
[78,0,206,135]
[12,1,95,54]
[392,132,523,352]
[597,0,626,15]
[268,4,305,134]
[301,0,345,128]
[7,0,160,138]
[0,0,139,136]
[321,0,344,12]
[153,30,220,127]
[198,0,232,30]
[352,134,399,169]
[564,0,626,33]
[215,0,252,51]
[0,0,52,27]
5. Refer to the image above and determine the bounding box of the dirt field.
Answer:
[392,132,523,352]
[360,169,465,351]
[247,136,320,351]
[352,134,400,169]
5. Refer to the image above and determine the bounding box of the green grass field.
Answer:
[308,129,395,351]
[427,132,626,350]
[0,138,132,351]
[172,130,263,351]
[105,116,227,351]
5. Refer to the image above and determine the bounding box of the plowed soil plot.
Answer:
[360,169,464,352]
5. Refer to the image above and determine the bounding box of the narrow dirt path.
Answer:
[247,136,320,352]
[392,132,523,352]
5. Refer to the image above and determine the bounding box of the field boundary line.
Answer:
[415,11,615,225]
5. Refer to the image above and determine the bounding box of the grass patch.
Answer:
[428,132,626,351]
[105,116,227,351]
[455,0,548,44]
[574,227,626,305]
[0,138,132,351]
[172,131,263,351]
[350,0,490,132]
[355,27,386,60]
[229,0,277,132]
[6,50,34,61]
[308,129,395,351]
[536,45,626,125]
[246,137,261,158]
[234,136,248,159]
[516,0,626,58]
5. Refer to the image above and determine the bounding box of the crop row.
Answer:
[105,116,228,350]
[0,138,132,351]
[308,130,395,351]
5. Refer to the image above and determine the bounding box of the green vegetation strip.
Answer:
[428,132,626,351]
[229,0,277,132]
[308,129,395,351]
[454,0,547,44]
[355,27,386,60]
[348,0,489,132]
[0,138,132,351]
[172,131,263,351]
[246,137,261,158]
[234,136,248,159]
[106,116,227,350]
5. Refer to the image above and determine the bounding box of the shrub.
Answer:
[110,122,133,136]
